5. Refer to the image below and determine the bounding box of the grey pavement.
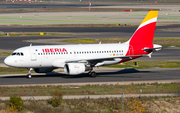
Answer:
[0,68,180,85]
[0,93,180,100]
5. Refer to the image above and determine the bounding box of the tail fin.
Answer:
[127,11,158,45]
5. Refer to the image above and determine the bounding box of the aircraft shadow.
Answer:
[1,68,151,79]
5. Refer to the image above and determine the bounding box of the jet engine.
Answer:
[64,63,85,75]
[34,68,54,73]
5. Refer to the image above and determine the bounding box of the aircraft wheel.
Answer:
[27,74,31,79]
[89,71,96,78]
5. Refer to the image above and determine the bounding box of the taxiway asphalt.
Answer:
[0,4,110,9]
[0,25,180,35]
[0,68,180,85]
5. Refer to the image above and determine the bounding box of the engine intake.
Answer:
[64,63,85,75]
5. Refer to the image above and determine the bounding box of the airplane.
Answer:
[4,11,162,79]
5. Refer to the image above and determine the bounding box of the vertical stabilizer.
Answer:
[127,11,158,45]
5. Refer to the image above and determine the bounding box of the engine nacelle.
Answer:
[64,63,85,75]
[34,68,54,73]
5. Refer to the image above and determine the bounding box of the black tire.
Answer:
[90,71,96,78]
[27,74,31,79]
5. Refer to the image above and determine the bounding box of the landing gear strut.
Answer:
[27,68,33,79]
[87,66,97,78]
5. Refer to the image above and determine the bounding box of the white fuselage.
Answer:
[4,43,129,68]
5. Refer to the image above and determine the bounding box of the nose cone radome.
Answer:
[4,56,14,67]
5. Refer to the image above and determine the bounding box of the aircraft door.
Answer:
[73,50,77,57]
[30,48,37,61]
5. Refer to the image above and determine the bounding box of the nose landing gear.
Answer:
[27,68,33,79]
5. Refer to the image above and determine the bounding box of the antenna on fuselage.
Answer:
[30,43,32,46]
[99,41,101,44]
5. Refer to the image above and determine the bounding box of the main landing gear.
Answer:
[27,68,33,79]
[89,71,96,78]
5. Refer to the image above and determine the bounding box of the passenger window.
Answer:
[17,53,20,56]
[70,52,72,54]
[74,52,76,54]
[38,53,40,55]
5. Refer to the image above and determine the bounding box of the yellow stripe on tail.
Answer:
[140,11,158,25]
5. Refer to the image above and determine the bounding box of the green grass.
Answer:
[60,38,128,44]
[103,61,180,69]
[0,83,180,96]
[62,39,96,43]
[153,38,180,47]
[0,67,27,75]
[0,52,11,56]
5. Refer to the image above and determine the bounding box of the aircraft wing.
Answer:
[65,55,142,64]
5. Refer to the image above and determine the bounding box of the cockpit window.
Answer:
[12,53,16,55]
[11,52,24,56]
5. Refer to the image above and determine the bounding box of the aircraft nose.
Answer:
[4,56,13,67]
